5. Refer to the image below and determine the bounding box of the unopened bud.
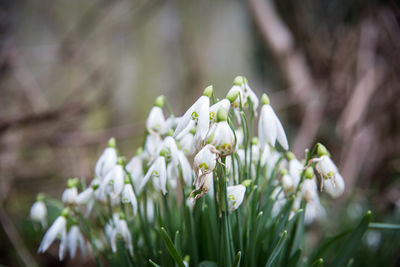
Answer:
[107,137,116,148]
[67,178,79,188]
[317,143,330,157]
[261,93,270,105]
[154,95,165,108]
[233,76,245,86]
[286,151,295,161]
[203,85,213,97]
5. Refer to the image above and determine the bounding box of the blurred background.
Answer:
[0,0,399,266]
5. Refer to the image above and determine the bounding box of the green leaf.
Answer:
[174,231,181,255]
[264,230,287,267]
[160,227,185,267]
[148,259,161,267]
[290,202,305,256]
[369,222,400,230]
[199,261,218,267]
[310,258,323,267]
[232,251,242,267]
[329,211,372,267]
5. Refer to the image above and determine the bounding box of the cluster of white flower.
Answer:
[31,76,345,261]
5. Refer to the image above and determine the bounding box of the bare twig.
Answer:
[246,0,323,156]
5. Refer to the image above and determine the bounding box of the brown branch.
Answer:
[246,0,323,156]
[0,101,88,133]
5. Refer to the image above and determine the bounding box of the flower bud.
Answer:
[261,93,270,105]
[226,89,240,103]
[107,137,116,148]
[233,75,245,86]
[203,85,213,97]
[154,95,165,108]
[317,143,330,157]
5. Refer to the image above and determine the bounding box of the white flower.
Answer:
[289,158,303,187]
[62,187,78,205]
[209,99,230,124]
[178,151,193,186]
[227,185,246,211]
[258,95,288,150]
[191,145,218,199]
[38,214,67,257]
[126,153,144,190]
[110,216,133,256]
[95,139,118,179]
[208,121,235,156]
[314,155,345,198]
[139,156,167,195]
[323,173,345,198]
[30,200,47,227]
[157,136,179,166]
[146,106,165,135]
[67,225,85,259]
[173,95,210,141]
[143,133,162,161]
[178,131,195,155]
[281,173,294,192]
[100,163,125,199]
[121,183,138,215]
[226,76,259,113]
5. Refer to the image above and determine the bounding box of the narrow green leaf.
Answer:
[330,211,372,267]
[286,249,302,267]
[265,230,287,267]
[174,231,181,255]
[149,259,161,267]
[232,251,242,267]
[290,202,305,256]
[160,227,185,267]
[199,261,218,267]
[310,258,323,267]
[369,222,400,230]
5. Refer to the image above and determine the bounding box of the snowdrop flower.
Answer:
[207,107,235,156]
[67,225,85,259]
[227,184,246,212]
[157,136,179,166]
[143,133,162,161]
[178,150,193,185]
[139,156,167,195]
[287,152,303,187]
[121,181,138,215]
[110,214,133,256]
[226,76,259,113]
[173,86,211,141]
[62,178,79,205]
[95,138,118,179]
[146,96,166,135]
[209,99,230,125]
[100,158,126,199]
[313,144,345,198]
[178,129,196,155]
[280,169,295,193]
[77,180,99,216]
[323,173,345,198]
[126,149,144,190]
[30,194,47,227]
[191,145,218,199]
[258,94,289,150]
[38,208,69,259]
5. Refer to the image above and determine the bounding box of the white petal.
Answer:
[273,110,289,150]
[173,104,195,138]
[76,188,94,205]
[259,105,277,148]
[95,147,118,178]
[196,96,210,140]
[30,201,47,222]
[146,106,165,134]
[38,216,66,253]
[227,185,246,211]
